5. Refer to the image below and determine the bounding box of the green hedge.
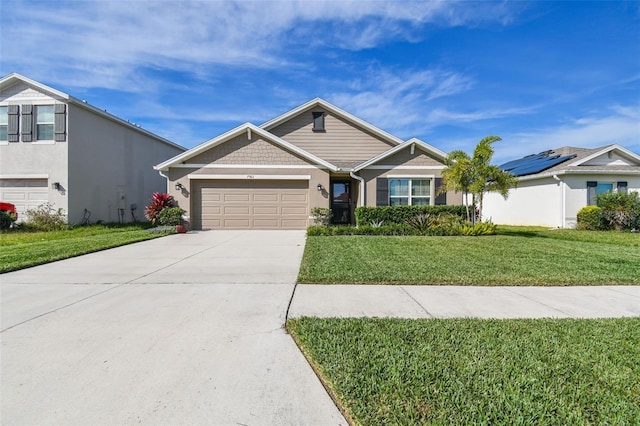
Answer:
[576,206,607,231]
[307,222,496,237]
[354,205,467,226]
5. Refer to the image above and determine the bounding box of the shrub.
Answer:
[156,207,186,226]
[576,206,607,231]
[0,210,18,230]
[145,192,175,224]
[405,213,437,234]
[24,202,68,231]
[457,221,497,236]
[596,191,640,231]
[310,207,333,226]
[355,205,466,226]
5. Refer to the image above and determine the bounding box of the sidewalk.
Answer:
[288,284,640,319]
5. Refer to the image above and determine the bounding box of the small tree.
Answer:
[596,191,640,231]
[441,136,517,223]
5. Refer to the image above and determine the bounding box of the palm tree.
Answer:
[441,136,517,223]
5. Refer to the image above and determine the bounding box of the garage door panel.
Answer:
[252,219,280,228]
[0,179,49,220]
[282,206,307,215]
[223,206,251,215]
[224,194,251,202]
[253,206,278,215]
[193,180,308,230]
[281,193,307,203]
[253,194,279,202]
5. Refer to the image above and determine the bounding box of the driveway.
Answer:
[1,231,346,425]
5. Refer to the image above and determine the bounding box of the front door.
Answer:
[331,181,351,224]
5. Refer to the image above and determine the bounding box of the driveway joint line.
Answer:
[125,234,243,284]
[400,286,434,317]
[503,287,576,318]
[0,283,126,333]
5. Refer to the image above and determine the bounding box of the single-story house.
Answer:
[155,98,462,229]
[483,144,640,228]
[0,73,185,224]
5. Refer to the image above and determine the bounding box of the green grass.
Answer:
[288,317,640,425]
[298,226,640,285]
[0,224,172,273]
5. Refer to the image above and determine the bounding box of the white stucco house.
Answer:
[0,73,185,224]
[484,144,640,228]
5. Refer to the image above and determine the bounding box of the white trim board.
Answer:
[174,164,320,169]
[187,174,311,180]
[0,174,50,179]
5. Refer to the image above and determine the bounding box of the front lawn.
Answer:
[0,224,172,273]
[287,317,640,425]
[298,226,640,285]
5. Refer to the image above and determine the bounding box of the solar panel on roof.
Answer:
[499,151,577,177]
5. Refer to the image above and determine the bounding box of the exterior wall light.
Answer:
[175,182,183,191]
[51,182,61,190]
[317,183,323,191]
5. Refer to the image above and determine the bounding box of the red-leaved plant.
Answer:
[145,192,175,224]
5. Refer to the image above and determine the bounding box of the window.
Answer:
[36,105,54,140]
[587,181,627,205]
[389,178,431,205]
[0,106,7,141]
[312,111,325,131]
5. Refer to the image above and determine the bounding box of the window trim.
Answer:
[388,177,432,206]
[35,105,55,142]
[587,180,626,205]
[0,105,8,143]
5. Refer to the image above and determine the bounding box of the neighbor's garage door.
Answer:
[0,179,49,220]
[192,180,309,229]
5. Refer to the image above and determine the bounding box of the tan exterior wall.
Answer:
[67,104,183,224]
[188,133,309,166]
[382,149,444,166]
[269,107,395,163]
[168,166,331,227]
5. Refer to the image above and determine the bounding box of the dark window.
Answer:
[312,111,325,131]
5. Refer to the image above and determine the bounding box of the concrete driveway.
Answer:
[1,231,346,425]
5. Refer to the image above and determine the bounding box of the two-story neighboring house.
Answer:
[155,98,462,229]
[0,73,185,224]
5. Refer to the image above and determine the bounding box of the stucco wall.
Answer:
[0,86,69,216]
[483,177,565,228]
[67,104,183,224]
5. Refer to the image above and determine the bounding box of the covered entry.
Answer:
[191,178,309,230]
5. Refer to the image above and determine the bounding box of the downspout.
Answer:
[553,174,565,228]
[350,171,365,207]
[158,170,170,193]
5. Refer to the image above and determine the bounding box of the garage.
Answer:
[0,179,49,220]
[192,179,309,230]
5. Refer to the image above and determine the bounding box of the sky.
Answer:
[1,0,638,163]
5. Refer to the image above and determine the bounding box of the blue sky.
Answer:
[1,1,638,163]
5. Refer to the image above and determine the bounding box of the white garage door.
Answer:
[193,180,309,230]
[0,179,49,220]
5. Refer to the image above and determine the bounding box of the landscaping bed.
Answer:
[0,224,173,273]
[287,317,640,425]
[298,226,640,285]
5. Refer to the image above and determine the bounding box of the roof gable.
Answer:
[500,144,640,181]
[0,72,183,150]
[354,138,447,171]
[260,98,405,146]
[568,144,640,167]
[155,123,338,171]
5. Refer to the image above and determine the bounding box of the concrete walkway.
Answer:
[1,231,346,426]
[288,284,640,319]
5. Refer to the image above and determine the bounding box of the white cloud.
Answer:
[1,1,521,91]
[495,106,640,163]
